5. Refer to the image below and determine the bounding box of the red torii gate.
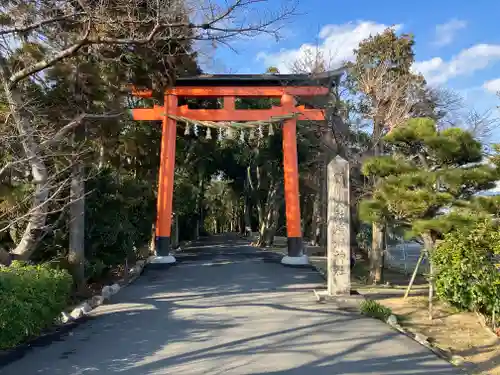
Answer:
[131,73,339,266]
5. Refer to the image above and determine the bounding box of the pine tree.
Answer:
[359,117,499,318]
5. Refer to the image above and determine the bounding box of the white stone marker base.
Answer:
[313,289,330,302]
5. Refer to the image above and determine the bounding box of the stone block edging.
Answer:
[383,314,476,373]
[310,262,327,280]
[62,259,147,323]
[309,259,474,373]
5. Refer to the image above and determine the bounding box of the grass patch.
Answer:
[360,299,393,321]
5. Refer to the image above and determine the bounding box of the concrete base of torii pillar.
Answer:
[281,254,309,266]
[148,255,176,264]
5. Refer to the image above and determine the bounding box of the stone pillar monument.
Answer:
[326,155,351,296]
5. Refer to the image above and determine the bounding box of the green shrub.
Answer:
[36,168,156,270]
[0,261,72,349]
[355,224,372,252]
[432,219,500,319]
[84,169,155,267]
[359,299,393,321]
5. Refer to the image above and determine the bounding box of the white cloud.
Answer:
[256,21,401,73]
[413,44,500,85]
[483,78,500,93]
[257,19,499,89]
[433,19,467,47]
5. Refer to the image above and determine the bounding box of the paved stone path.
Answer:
[1,235,461,375]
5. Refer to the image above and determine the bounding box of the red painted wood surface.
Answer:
[281,94,303,239]
[167,86,329,97]
[131,106,325,122]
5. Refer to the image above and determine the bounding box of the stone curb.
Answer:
[308,254,475,373]
[61,242,202,325]
[310,261,327,280]
[171,240,194,254]
[383,314,476,373]
[0,259,148,369]
[62,259,147,323]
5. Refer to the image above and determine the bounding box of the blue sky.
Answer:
[201,0,500,123]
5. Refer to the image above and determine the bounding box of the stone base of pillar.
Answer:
[287,237,304,257]
[313,289,364,308]
[281,254,309,266]
[156,236,171,256]
[148,255,176,265]
[148,236,176,267]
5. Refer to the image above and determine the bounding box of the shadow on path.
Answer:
[1,235,461,375]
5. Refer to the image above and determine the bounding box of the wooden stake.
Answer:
[404,252,425,299]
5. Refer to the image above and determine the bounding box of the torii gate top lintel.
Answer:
[131,71,343,122]
[132,70,343,97]
[130,71,342,265]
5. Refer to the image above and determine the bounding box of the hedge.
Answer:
[0,261,72,350]
[433,219,500,320]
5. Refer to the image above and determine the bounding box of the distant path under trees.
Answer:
[1,234,460,375]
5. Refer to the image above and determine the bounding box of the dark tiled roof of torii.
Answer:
[175,69,345,87]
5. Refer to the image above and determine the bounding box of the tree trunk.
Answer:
[199,205,205,235]
[0,62,49,261]
[198,178,205,236]
[171,214,179,249]
[255,182,281,247]
[256,201,266,244]
[349,164,364,257]
[68,65,86,289]
[238,204,245,234]
[319,155,329,247]
[194,175,204,239]
[149,223,156,254]
[310,192,321,246]
[263,207,279,245]
[243,167,252,236]
[98,142,106,170]
[0,247,12,266]
[68,157,85,289]
[370,222,384,284]
[422,231,436,320]
[244,194,252,236]
[369,123,385,284]
[257,204,276,246]
[257,205,279,247]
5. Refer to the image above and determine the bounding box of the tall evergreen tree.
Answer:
[347,28,425,283]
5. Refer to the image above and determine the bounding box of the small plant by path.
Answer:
[359,300,393,321]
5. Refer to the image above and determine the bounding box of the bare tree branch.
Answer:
[0,12,85,36]
[4,0,297,87]
[8,22,92,88]
[463,108,499,143]
[40,112,123,148]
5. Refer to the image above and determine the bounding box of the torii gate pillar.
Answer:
[154,93,178,264]
[280,94,306,265]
